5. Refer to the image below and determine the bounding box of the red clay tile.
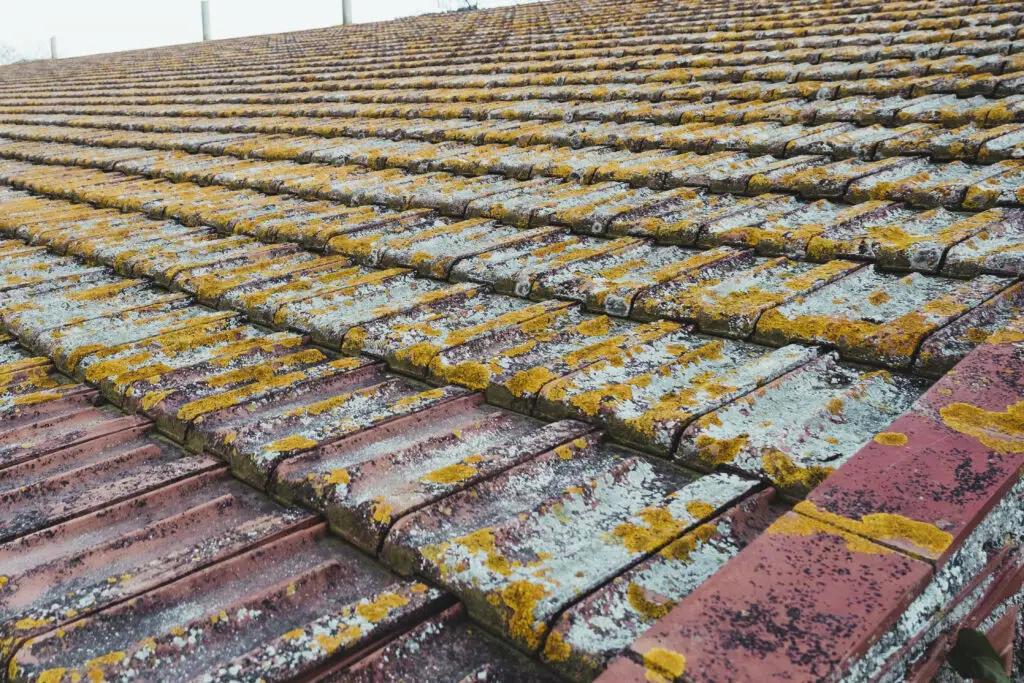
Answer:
[800,340,1024,565]
[622,513,932,683]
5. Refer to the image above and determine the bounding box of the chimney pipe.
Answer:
[342,0,352,25]
[49,36,57,60]
[201,1,212,40]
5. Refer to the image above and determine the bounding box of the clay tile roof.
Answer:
[0,0,1022,681]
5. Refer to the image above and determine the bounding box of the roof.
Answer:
[0,0,1022,681]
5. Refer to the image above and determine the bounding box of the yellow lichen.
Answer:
[613,507,683,554]
[761,449,833,492]
[940,401,1024,454]
[371,501,393,525]
[323,469,350,486]
[421,463,477,484]
[794,501,953,557]
[355,592,410,623]
[505,366,557,397]
[315,625,362,654]
[768,513,892,555]
[15,617,52,630]
[37,669,67,683]
[685,501,716,520]
[695,433,747,465]
[542,631,572,662]
[140,389,175,412]
[627,583,675,620]
[643,648,687,681]
[500,581,548,649]
[873,432,908,446]
[437,361,491,390]
[265,434,318,453]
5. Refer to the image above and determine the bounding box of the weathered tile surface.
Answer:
[383,439,755,651]
[755,267,1013,368]
[7,525,446,683]
[624,513,932,683]
[677,353,928,496]
[542,489,786,681]
[801,340,1024,566]
[0,470,312,666]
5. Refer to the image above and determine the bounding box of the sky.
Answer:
[0,0,528,61]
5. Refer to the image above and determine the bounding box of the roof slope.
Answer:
[0,1,1022,681]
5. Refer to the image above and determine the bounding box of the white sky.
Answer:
[0,0,529,60]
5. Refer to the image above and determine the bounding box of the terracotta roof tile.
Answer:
[0,0,1020,678]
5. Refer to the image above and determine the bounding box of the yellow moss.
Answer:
[316,625,362,654]
[505,366,557,397]
[644,648,687,681]
[873,432,908,446]
[543,631,572,662]
[613,507,683,554]
[140,389,175,412]
[761,449,834,491]
[324,469,350,485]
[627,583,674,620]
[421,463,477,484]
[266,434,318,453]
[13,391,62,406]
[356,592,410,623]
[794,501,953,556]
[437,361,491,391]
[282,628,305,641]
[940,401,1024,454]
[500,581,548,649]
[15,617,52,630]
[695,433,747,465]
[826,398,845,415]
[394,342,440,370]
[37,669,67,683]
[768,513,892,555]
[371,502,393,525]
[685,501,716,519]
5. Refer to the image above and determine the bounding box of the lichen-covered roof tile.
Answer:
[0,470,312,665]
[382,438,755,651]
[543,489,786,680]
[678,352,928,496]
[633,257,862,338]
[274,393,592,551]
[6,524,443,683]
[755,267,1013,368]
[536,327,818,453]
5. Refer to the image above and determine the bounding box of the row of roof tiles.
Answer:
[6,109,1024,165]
[0,232,779,681]
[4,0,1022,84]
[1,139,1024,277]
[0,162,1019,383]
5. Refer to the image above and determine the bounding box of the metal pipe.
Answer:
[342,0,352,25]
[49,36,57,60]
[201,1,212,41]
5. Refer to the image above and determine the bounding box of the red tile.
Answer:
[801,341,1024,565]
[622,513,932,683]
